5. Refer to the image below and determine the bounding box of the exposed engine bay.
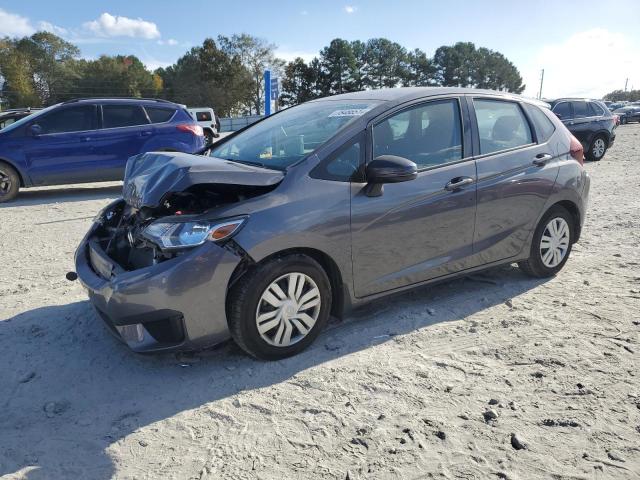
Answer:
[88,151,286,273]
[93,183,273,271]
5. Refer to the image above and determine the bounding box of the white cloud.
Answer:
[0,8,34,37]
[157,38,178,46]
[344,5,357,13]
[522,29,640,99]
[83,13,160,39]
[38,21,68,36]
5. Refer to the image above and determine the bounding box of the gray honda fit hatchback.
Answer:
[75,87,590,359]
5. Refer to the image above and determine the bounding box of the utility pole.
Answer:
[538,69,545,99]
[624,78,629,92]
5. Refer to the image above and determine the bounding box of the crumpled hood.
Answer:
[122,151,285,208]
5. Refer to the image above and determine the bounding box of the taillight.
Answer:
[569,134,584,165]
[177,124,204,136]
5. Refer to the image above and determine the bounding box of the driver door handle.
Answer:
[445,176,474,191]
[533,153,553,166]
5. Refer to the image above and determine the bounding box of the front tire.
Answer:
[518,206,574,278]
[227,254,332,360]
[0,162,20,202]
[586,135,607,161]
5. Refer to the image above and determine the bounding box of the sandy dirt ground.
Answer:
[1,126,639,480]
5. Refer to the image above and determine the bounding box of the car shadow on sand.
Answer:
[0,184,122,208]
[0,264,547,479]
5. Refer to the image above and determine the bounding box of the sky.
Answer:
[1,0,639,99]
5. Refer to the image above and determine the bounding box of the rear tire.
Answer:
[518,205,574,278]
[204,131,214,146]
[0,162,20,202]
[586,135,607,161]
[227,254,332,360]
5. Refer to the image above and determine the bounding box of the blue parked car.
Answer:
[0,98,205,202]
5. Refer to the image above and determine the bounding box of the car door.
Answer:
[88,104,153,181]
[350,97,477,298]
[569,100,595,148]
[23,104,100,185]
[469,97,559,265]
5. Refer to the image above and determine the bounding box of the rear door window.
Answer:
[552,102,572,119]
[572,101,589,118]
[524,104,556,143]
[473,99,533,154]
[102,105,149,128]
[37,105,97,134]
[145,106,175,123]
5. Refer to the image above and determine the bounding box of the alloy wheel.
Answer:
[255,272,321,347]
[0,169,12,197]
[539,217,570,268]
[592,138,606,158]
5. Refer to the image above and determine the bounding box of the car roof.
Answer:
[63,97,180,107]
[310,87,541,106]
[547,98,604,104]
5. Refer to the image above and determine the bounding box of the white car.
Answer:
[187,107,220,145]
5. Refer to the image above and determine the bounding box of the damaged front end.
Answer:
[76,151,284,351]
[92,151,284,271]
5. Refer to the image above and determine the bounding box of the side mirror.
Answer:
[29,124,42,137]
[554,113,563,119]
[364,155,417,196]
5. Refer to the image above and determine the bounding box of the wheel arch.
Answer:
[0,158,26,187]
[592,129,611,145]
[548,199,582,243]
[227,246,347,320]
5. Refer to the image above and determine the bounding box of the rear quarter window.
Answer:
[524,104,556,143]
[588,102,605,116]
[146,106,176,123]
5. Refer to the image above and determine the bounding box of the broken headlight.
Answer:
[141,217,247,250]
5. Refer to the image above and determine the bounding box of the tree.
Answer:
[362,38,408,89]
[319,38,357,95]
[157,38,253,116]
[218,34,285,114]
[0,32,80,107]
[280,57,318,107]
[433,42,477,87]
[70,55,160,101]
[432,42,524,93]
[604,89,640,102]
[404,48,435,86]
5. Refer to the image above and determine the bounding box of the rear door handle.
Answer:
[140,130,152,136]
[445,176,474,191]
[533,153,553,166]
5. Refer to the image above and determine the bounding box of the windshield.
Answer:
[0,104,59,133]
[210,100,380,170]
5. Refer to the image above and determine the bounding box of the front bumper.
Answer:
[75,224,241,352]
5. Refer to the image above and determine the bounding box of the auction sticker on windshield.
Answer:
[328,107,374,117]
